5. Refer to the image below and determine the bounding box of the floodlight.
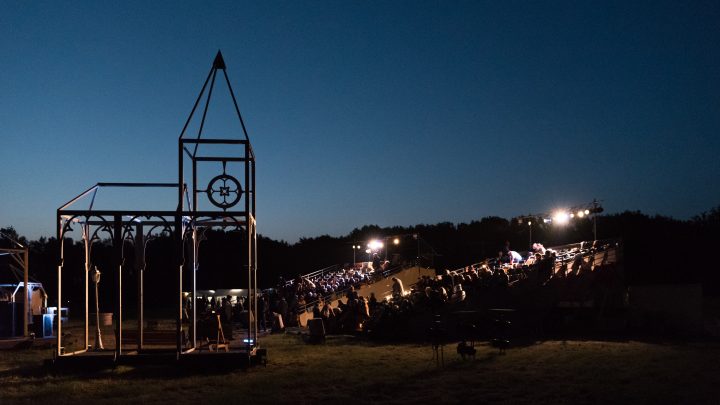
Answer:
[393,238,400,245]
[368,240,384,250]
[527,221,532,226]
[584,209,590,215]
[365,249,371,254]
[552,211,570,225]
[577,210,585,218]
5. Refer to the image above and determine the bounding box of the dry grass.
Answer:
[2,334,720,404]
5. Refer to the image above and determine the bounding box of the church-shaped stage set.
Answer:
[51,52,265,368]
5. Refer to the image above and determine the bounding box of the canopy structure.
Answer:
[55,51,260,366]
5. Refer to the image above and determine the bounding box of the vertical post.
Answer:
[192,159,197,212]
[192,228,198,348]
[178,139,184,212]
[416,235,420,266]
[529,222,533,249]
[113,215,123,358]
[247,217,252,351]
[245,142,252,351]
[251,158,256,218]
[384,237,388,261]
[177,138,185,356]
[176,220,183,356]
[23,247,29,337]
[593,215,598,241]
[83,225,89,350]
[253,219,258,346]
[57,213,63,356]
[252,155,257,348]
[592,199,599,241]
[135,223,144,351]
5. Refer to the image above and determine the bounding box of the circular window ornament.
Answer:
[206,174,242,209]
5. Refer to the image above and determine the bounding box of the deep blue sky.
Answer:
[1,1,719,242]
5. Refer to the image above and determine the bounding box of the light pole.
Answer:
[383,237,400,263]
[92,266,104,350]
[352,245,362,264]
[527,220,532,249]
[591,199,603,241]
[414,234,420,265]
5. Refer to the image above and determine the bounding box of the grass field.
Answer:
[2,334,720,404]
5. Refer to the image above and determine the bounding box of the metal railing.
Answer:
[284,263,342,287]
[296,263,406,314]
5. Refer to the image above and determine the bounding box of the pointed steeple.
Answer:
[213,50,226,70]
[179,51,250,147]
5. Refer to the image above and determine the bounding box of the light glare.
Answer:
[368,239,384,250]
[553,211,570,225]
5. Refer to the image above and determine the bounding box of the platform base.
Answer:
[46,347,267,371]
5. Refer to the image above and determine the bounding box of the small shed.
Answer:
[0,282,48,337]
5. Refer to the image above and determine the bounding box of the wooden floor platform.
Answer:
[46,347,267,370]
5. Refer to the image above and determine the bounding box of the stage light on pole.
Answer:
[584,209,590,215]
[393,238,400,245]
[527,221,532,247]
[553,211,570,225]
[577,210,585,218]
[590,199,603,240]
[368,240,384,251]
[352,244,363,264]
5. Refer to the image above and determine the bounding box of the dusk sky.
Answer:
[1,1,719,243]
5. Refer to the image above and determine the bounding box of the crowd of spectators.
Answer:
[282,265,375,303]
[267,259,395,324]
[361,239,623,338]
[219,240,622,339]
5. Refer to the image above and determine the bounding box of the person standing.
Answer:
[223,295,232,323]
[372,253,382,273]
[391,277,405,299]
[257,294,267,332]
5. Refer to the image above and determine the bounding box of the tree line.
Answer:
[2,205,719,313]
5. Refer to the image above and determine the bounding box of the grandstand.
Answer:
[275,261,435,327]
[270,238,624,338]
